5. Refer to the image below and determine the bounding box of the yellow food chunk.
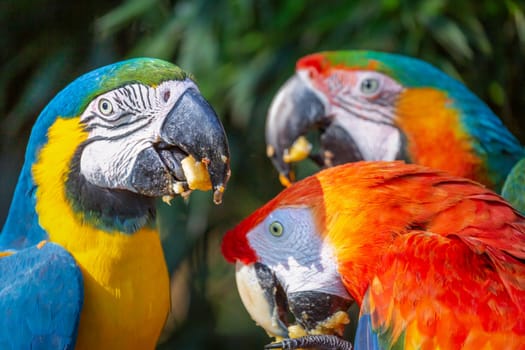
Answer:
[287,324,308,338]
[162,195,174,205]
[309,311,350,337]
[266,144,275,158]
[270,311,350,348]
[283,136,312,163]
[181,155,212,191]
[172,182,186,194]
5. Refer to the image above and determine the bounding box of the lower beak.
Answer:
[319,123,363,167]
[235,262,353,339]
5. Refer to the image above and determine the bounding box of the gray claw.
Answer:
[265,335,353,350]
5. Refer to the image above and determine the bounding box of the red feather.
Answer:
[221,174,325,264]
[315,162,525,347]
[223,161,525,348]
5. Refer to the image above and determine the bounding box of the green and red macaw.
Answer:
[0,58,230,349]
[265,51,525,212]
[222,161,525,349]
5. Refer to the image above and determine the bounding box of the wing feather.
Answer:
[0,242,83,349]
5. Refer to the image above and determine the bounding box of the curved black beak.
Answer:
[235,262,352,341]
[160,87,230,203]
[131,87,230,203]
[265,75,328,185]
[266,73,366,186]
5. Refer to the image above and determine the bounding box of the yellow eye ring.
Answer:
[269,221,284,237]
[98,98,113,116]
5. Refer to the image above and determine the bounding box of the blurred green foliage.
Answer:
[1,0,524,349]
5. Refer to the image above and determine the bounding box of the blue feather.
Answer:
[355,293,382,350]
[0,57,185,249]
[364,51,525,192]
[355,313,382,350]
[0,243,83,349]
[0,57,187,346]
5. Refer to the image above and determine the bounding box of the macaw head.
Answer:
[3,58,230,240]
[266,50,523,190]
[221,163,361,338]
[221,160,521,342]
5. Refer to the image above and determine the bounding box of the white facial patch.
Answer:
[246,207,350,300]
[321,70,405,161]
[333,115,401,161]
[78,79,199,191]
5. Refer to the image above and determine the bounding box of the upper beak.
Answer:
[265,73,363,187]
[235,262,289,338]
[160,87,230,203]
[265,74,327,186]
[131,87,230,203]
[235,262,352,340]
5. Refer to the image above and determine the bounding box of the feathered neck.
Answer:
[0,116,156,251]
[395,88,524,192]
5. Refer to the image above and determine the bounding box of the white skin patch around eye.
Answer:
[246,207,350,299]
[319,70,404,161]
[353,72,384,97]
[324,70,403,99]
[333,116,402,161]
[78,79,199,191]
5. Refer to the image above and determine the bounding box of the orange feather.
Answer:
[314,161,525,348]
[395,88,491,187]
[222,161,525,347]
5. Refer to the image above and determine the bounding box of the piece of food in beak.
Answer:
[282,136,312,164]
[287,310,349,338]
[181,155,213,191]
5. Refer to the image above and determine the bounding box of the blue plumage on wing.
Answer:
[0,243,83,349]
[367,51,525,191]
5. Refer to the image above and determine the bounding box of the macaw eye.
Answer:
[269,221,284,237]
[163,90,171,103]
[360,77,380,96]
[98,98,114,116]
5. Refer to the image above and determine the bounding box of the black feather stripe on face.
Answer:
[65,143,155,234]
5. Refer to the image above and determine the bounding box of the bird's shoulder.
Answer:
[0,241,83,349]
[358,230,525,349]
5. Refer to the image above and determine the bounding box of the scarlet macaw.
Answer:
[265,51,525,212]
[0,58,230,349]
[222,161,525,349]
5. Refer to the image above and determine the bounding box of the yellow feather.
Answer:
[32,117,169,349]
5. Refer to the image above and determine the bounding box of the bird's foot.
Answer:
[265,335,352,350]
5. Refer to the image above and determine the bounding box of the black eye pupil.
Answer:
[269,221,283,237]
[102,102,108,109]
[361,78,379,94]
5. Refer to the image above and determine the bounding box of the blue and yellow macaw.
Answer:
[0,58,230,349]
[265,50,525,212]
